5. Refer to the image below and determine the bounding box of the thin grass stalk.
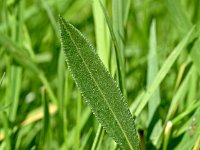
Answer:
[91,124,104,150]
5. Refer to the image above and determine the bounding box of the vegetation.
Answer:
[0,0,200,149]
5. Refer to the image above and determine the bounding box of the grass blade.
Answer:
[147,20,160,125]
[134,27,195,116]
[91,124,105,150]
[92,0,110,68]
[99,1,126,95]
[187,67,198,105]
[39,88,51,149]
[190,37,200,75]
[80,128,93,150]
[59,16,140,150]
[9,66,22,122]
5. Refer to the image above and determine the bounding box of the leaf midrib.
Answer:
[61,21,134,150]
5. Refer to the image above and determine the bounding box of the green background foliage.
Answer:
[0,0,200,149]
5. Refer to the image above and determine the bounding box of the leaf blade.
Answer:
[135,26,195,117]
[59,16,140,150]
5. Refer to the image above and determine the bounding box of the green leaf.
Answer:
[59,16,140,150]
[190,37,200,75]
[92,0,110,68]
[8,66,22,122]
[99,1,126,95]
[134,26,195,117]
[147,20,160,125]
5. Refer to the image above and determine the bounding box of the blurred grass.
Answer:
[0,0,200,149]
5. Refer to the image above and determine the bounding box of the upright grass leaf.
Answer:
[80,128,93,150]
[190,37,200,75]
[4,3,22,123]
[8,66,22,122]
[192,0,200,25]
[91,124,104,150]
[76,92,81,149]
[59,16,140,150]
[150,120,163,149]
[99,1,125,95]
[92,0,110,69]
[112,0,125,64]
[112,0,126,96]
[147,20,162,148]
[147,20,160,125]
[41,0,67,142]
[39,88,51,149]
[187,67,198,105]
[134,27,195,117]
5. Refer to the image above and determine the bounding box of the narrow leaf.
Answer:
[135,27,195,117]
[190,37,200,75]
[9,66,22,122]
[92,0,110,68]
[147,20,160,125]
[59,16,140,150]
[99,1,126,95]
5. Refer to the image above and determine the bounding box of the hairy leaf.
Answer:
[59,16,140,150]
